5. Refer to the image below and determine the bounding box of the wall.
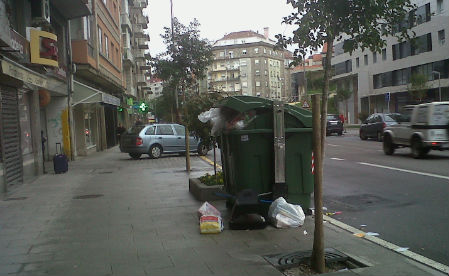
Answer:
[45,96,67,157]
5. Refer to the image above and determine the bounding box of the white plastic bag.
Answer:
[198,202,223,234]
[197,201,221,218]
[198,108,225,136]
[268,197,305,228]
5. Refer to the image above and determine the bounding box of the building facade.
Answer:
[205,29,293,100]
[331,0,448,123]
[0,0,90,193]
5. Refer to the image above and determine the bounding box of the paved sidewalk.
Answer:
[0,147,445,275]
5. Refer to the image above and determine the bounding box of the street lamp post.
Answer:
[432,71,441,101]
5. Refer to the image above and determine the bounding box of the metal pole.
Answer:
[66,20,75,161]
[438,74,441,102]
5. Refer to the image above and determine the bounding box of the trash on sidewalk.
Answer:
[303,230,308,235]
[200,215,224,234]
[360,224,367,228]
[395,247,409,252]
[198,201,221,218]
[325,211,342,216]
[268,197,305,228]
[353,233,365,238]
[309,206,327,216]
[365,232,380,236]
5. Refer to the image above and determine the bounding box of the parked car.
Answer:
[383,102,449,158]
[120,124,210,159]
[326,114,343,136]
[359,113,401,141]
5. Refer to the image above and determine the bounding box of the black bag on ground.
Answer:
[53,143,68,174]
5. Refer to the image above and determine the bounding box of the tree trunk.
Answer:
[320,36,334,160]
[185,125,191,172]
[311,94,325,273]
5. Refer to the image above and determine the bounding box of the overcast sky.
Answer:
[144,0,295,57]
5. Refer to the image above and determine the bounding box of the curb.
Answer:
[200,155,448,274]
[324,215,449,274]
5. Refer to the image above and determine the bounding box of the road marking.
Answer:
[324,215,449,274]
[199,156,222,170]
[358,162,449,180]
[330,157,345,161]
[327,144,341,147]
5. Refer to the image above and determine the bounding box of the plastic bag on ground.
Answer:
[199,215,224,234]
[197,201,221,218]
[268,197,305,228]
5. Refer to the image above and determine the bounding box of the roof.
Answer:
[149,78,163,84]
[219,30,266,41]
[312,54,323,62]
[291,64,323,73]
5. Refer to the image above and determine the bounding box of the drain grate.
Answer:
[264,248,349,270]
[73,194,104,199]
[4,197,28,201]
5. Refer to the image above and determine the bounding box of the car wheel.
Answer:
[197,143,209,156]
[383,135,395,155]
[129,153,142,160]
[149,144,162,159]
[377,131,383,142]
[411,137,427,159]
[360,130,367,140]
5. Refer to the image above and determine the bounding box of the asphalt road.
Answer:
[204,132,449,265]
[323,133,449,266]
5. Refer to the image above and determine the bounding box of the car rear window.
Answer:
[128,126,145,134]
[327,115,339,120]
[430,104,449,125]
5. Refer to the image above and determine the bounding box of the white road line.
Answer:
[324,215,449,274]
[358,162,449,180]
[330,158,345,161]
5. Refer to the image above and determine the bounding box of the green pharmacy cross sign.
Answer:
[139,102,149,113]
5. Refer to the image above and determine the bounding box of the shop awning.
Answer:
[73,80,121,106]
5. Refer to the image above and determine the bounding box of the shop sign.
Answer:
[9,29,31,63]
[127,97,134,106]
[30,29,58,67]
[102,93,120,106]
[1,60,47,88]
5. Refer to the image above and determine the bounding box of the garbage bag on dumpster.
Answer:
[268,197,305,228]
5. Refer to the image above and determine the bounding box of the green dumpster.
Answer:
[217,96,314,212]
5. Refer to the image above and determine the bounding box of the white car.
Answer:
[383,101,449,158]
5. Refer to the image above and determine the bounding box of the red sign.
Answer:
[40,37,58,62]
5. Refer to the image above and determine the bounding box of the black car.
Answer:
[359,113,401,141]
[326,114,343,136]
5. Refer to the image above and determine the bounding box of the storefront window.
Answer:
[84,112,96,147]
[18,91,33,155]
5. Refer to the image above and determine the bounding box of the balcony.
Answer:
[49,0,91,19]
[136,74,146,86]
[120,13,132,31]
[137,38,148,49]
[133,50,145,61]
[123,47,134,64]
[71,40,96,69]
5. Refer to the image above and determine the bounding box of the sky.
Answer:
[144,0,296,57]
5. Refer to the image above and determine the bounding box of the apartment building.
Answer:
[70,0,126,155]
[205,29,293,100]
[331,0,448,123]
[291,51,326,102]
[0,0,90,192]
[123,0,150,124]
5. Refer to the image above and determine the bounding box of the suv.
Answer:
[326,114,343,136]
[120,124,210,159]
[383,102,449,158]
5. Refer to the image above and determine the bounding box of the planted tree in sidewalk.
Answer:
[336,89,352,120]
[408,73,429,103]
[276,0,414,272]
[152,18,213,171]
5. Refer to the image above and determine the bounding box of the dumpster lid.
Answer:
[217,96,312,128]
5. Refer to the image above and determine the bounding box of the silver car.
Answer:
[120,124,209,159]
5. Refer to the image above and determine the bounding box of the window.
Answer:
[156,125,174,135]
[254,48,259,54]
[242,49,247,55]
[145,126,155,135]
[255,70,260,76]
[228,51,233,58]
[255,59,259,64]
[356,57,360,68]
[255,81,261,87]
[264,70,268,76]
[415,3,431,25]
[364,54,368,65]
[373,52,377,64]
[173,125,185,136]
[382,48,387,60]
[411,33,432,55]
[437,0,444,13]
[416,107,428,124]
[265,81,268,87]
[115,48,119,65]
[263,48,266,53]
[240,60,247,66]
[104,35,109,58]
[438,30,445,45]
[264,59,267,64]
[98,27,103,53]
[219,51,224,57]
[242,81,248,88]
[110,42,114,60]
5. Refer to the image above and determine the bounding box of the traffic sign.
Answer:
[385,92,390,102]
